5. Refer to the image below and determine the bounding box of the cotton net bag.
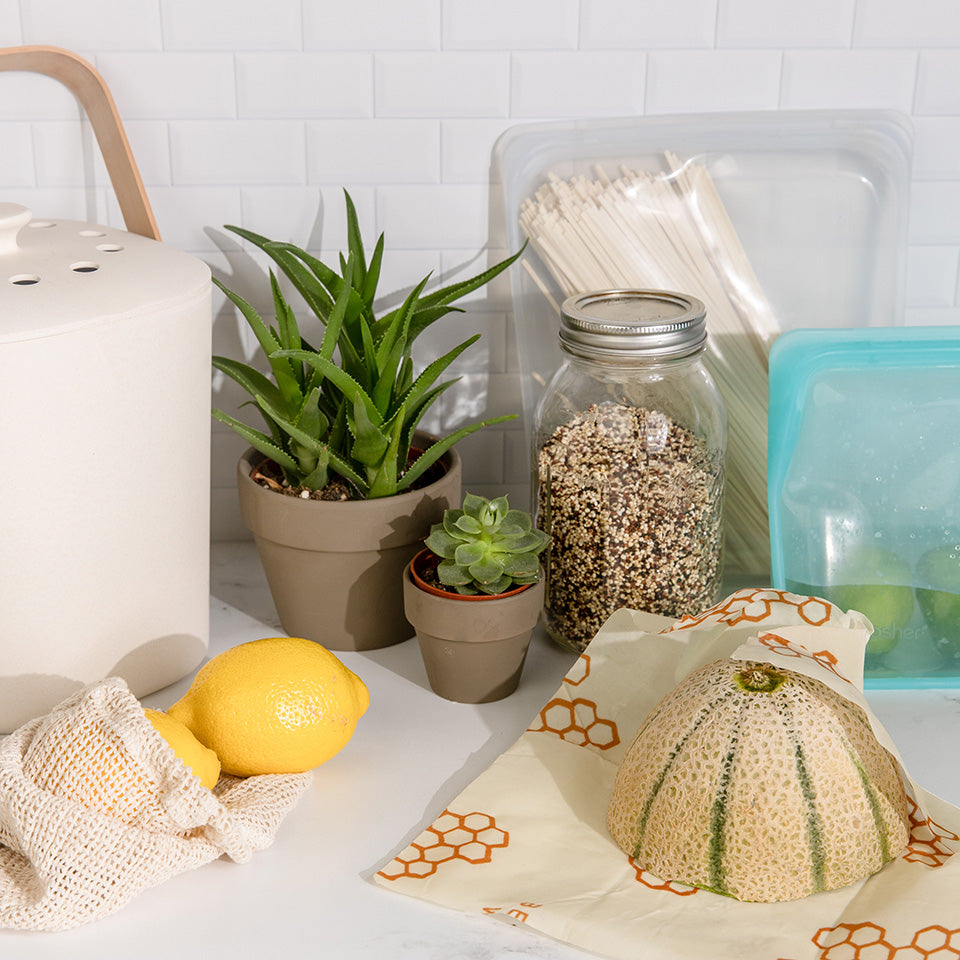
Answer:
[0,677,310,931]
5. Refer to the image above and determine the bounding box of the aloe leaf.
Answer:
[211,409,300,476]
[414,244,525,311]
[317,254,355,367]
[399,334,481,414]
[348,391,390,468]
[343,189,367,292]
[213,278,303,409]
[364,411,405,498]
[299,451,330,491]
[212,356,286,413]
[273,348,384,432]
[361,232,384,309]
[294,386,328,440]
[395,414,515,492]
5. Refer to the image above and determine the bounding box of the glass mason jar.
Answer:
[533,290,726,653]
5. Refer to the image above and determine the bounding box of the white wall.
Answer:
[0,0,958,539]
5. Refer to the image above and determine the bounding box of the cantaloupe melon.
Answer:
[606,659,909,902]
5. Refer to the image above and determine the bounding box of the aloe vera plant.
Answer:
[212,191,522,499]
[424,493,550,595]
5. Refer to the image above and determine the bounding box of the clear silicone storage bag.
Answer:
[768,326,960,688]
[495,109,911,582]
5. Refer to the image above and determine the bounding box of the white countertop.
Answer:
[4,542,960,959]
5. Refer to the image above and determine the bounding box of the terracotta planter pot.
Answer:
[237,437,461,651]
[402,550,545,703]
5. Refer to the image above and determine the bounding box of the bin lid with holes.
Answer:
[0,202,210,343]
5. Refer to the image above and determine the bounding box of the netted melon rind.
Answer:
[606,659,909,902]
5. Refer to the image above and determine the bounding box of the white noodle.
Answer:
[519,156,778,576]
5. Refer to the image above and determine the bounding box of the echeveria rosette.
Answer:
[424,493,550,595]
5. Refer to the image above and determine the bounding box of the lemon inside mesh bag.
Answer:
[0,677,310,931]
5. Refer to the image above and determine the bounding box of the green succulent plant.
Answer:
[424,493,550,596]
[211,190,522,499]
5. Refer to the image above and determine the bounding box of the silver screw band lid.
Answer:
[559,289,707,361]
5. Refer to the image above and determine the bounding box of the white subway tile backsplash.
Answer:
[906,245,960,306]
[0,1,956,540]
[780,51,917,112]
[579,0,716,49]
[0,0,21,45]
[511,52,644,118]
[909,182,960,245]
[237,54,374,119]
[443,0,579,50]
[441,119,514,184]
[21,0,161,50]
[0,123,35,186]
[34,120,172,188]
[645,51,781,114]
[161,0,302,51]
[717,0,855,47]
[0,71,86,121]
[97,53,236,120]
[307,119,440,184]
[376,184,492,249]
[913,118,960,180]
[141,185,244,251]
[237,186,327,250]
[375,53,510,118]
[304,0,441,50]
[854,0,960,47]
[915,52,960,116]
[170,120,305,186]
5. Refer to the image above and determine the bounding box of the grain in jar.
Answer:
[534,290,726,653]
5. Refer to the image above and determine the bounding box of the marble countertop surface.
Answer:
[4,541,959,959]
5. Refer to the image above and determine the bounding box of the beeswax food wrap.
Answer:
[374,589,960,960]
[0,678,310,931]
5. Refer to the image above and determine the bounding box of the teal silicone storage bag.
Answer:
[768,327,960,688]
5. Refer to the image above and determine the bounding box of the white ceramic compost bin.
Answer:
[0,201,212,732]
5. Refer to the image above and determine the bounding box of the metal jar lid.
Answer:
[559,289,707,361]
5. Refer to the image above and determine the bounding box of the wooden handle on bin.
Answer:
[0,45,160,241]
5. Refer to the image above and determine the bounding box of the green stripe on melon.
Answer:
[607,659,909,902]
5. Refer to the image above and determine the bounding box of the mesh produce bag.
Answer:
[0,677,310,931]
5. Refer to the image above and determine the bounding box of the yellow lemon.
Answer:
[166,636,370,777]
[144,707,221,789]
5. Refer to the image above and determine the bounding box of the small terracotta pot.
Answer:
[237,436,461,651]
[402,549,545,703]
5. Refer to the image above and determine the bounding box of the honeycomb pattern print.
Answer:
[527,696,619,750]
[628,858,698,896]
[757,630,851,684]
[666,588,835,632]
[377,810,508,881]
[905,796,959,867]
[813,922,960,959]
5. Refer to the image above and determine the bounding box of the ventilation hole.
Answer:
[95,243,123,252]
[28,221,55,229]
[9,274,40,285]
[70,261,99,273]
[78,229,105,237]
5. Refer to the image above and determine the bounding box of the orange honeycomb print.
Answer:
[905,797,959,867]
[813,922,960,959]
[528,695,619,750]
[757,630,851,684]
[628,858,698,896]
[564,654,591,686]
[667,588,835,632]
[377,810,508,881]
